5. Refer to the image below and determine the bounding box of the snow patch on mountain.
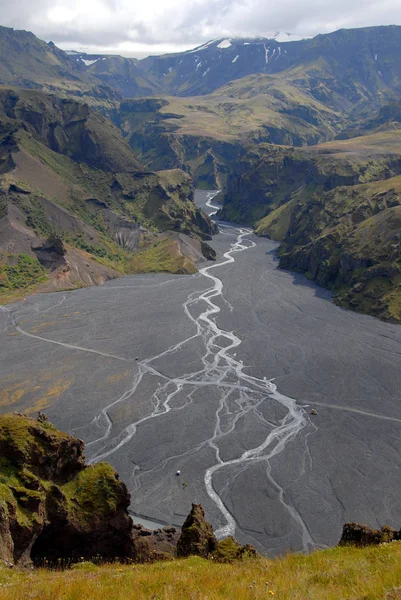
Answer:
[217,39,232,49]
[82,58,99,66]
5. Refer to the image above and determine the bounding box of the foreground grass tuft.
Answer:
[1,543,401,599]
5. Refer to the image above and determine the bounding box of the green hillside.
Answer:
[0,88,216,301]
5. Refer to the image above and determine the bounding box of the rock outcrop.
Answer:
[212,536,257,562]
[132,524,180,562]
[0,415,261,566]
[339,522,401,547]
[0,414,136,565]
[176,504,217,558]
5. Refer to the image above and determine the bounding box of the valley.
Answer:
[1,191,401,555]
[0,19,401,566]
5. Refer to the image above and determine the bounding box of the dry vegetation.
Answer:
[1,544,401,599]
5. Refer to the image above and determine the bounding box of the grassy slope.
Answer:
[118,74,347,188]
[152,75,343,143]
[1,544,401,599]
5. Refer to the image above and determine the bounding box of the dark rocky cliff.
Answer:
[220,131,401,321]
[0,414,135,565]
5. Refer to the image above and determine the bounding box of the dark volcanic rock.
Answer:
[339,522,401,547]
[176,503,217,558]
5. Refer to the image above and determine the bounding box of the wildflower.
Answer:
[269,591,275,596]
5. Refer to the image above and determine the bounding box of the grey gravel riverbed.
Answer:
[1,190,401,554]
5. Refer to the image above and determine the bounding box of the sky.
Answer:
[0,0,401,58]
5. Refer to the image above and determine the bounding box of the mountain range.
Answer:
[0,24,401,319]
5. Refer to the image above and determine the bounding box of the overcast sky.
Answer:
[1,0,401,57]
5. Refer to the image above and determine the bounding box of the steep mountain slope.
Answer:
[219,124,401,320]
[80,54,163,98]
[0,87,141,173]
[3,25,401,118]
[0,88,216,301]
[337,100,401,139]
[258,175,401,321]
[141,27,401,113]
[115,26,401,186]
[220,131,401,223]
[0,26,119,112]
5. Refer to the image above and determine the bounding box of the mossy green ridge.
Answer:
[0,413,136,565]
[0,254,47,293]
[274,177,401,322]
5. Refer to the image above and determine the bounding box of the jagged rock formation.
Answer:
[339,522,401,547]
[176,503,217,558]
[0,414,135,565]
[0,88,141,173]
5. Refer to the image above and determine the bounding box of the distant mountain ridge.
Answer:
[2,24,401,113]
[140,26,401,111]
[0,26,121,111]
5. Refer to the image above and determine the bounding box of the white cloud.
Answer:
[0,0,401,57]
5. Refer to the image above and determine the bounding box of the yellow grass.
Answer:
[1,544,401,599]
